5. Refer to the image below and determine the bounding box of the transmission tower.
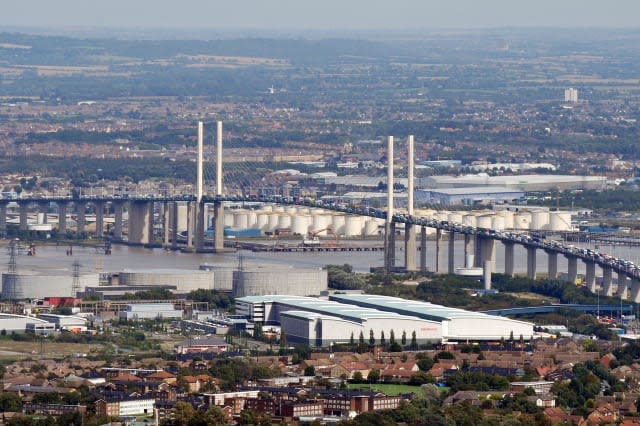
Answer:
[71,260,82,297]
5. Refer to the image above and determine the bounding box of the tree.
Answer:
[173,401,196,426]
[0,392,22,412]
[411,330,417,349]
[401,330,407,346]
[304,365,316,377]
[380,330,386,346]
[350,332,355,348]
[352,371,364,383]
[367,369,380,384]
[369,329,375,346]
[389,330,396,345]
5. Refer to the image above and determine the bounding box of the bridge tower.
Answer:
[384,136,395,274]
[212,120,226,252]
[194,121,206,251]
[404,135,417,272]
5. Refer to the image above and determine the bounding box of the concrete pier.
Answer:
[618,272,628,298]
[213,202,225,252]
[602,267,613,297]
[171,202,179,250]
[435,228,441,273]
[405,223,417,272]
[113,202,124,240]
[95,201,104,237]
[547,251,558,280]
[128,201,152,245]
[566,256,578,285]
[420,227,427,273]
[19,202,28,230]
[527,247,537,280]
[584,261,596,293]
[504,241,515,277]
[0,204,6,232]
[57,202,67,235]
[194,202,206,252]
[631,278,640,303]
[464,234,471,266]
[448,231,455,274]
[76,202,86,235]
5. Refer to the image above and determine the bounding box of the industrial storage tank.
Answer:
[436,212,449,222]
[292,215,310,235]
[273,206,285,213]
[298,207,310,215]
[224,212,235,227]
[514,212,532,230]
[344,216,363,236]
[232,266,327,297]
[476,215,493,229]
[262,205,273,213]
[267,214,280,232]
[491,216,505,231]
[285,206,297,214]
[176,203,189,232]
[549,211,572,231]
[233,211,249,229]
[530,211,550,230]
[278,214,292,230]
[312,215,329,236]
[499,211,515,229]
[1,272,99,299]
[364,220,380,236]
[256,213,270,231]
[462,215,477,228]
[247,211,258,228]
[118,269,215,292]
[199,264,234,291]
[332,215,346,234]
[448,213,463,224]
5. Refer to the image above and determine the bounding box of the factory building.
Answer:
[235,295,441,346]
[415,187,525,206]
[1,273,99,300]
[0,313,53,334]
[37,314,87,332]
[236,295,534,346]
[422,174,606,192]
[329,294,534,342]
[232,267,327,298]
[118,303,183,321]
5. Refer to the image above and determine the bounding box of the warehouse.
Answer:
[415,187,525,206]
[329,294,534,342]
[236,295,442,346]
[118,303,183,321]
[0,313,53,334]
[423,174,606,192]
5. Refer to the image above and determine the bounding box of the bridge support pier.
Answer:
[618,272,628,299]
[0,204,6,232]
[602,267,613,297]
[584,261,597,293]
[448,231,455,274]
[484,260,492,290]
[477,237,495,272]
[128,201,153,245]
[464,234,472,267]
[76,202,86,236]
[566,256,578,285]
[186,202,194,248]
[420,227,427,273]
[19,202,28,230]
[194,201,206,252]
[384,222,395,273]
[95,201,104,237]
[631,278,640,303]
[38,202,48,224]
[547,251,558,279]
[504,242,515,277]
[404,223,417,272]
[171,202,178,250]
[527,247,537,280]
[113,202,124,240]
[435,229,441,273]
[162,202,170,246]
[213,201,225,252]
[57,202,67,236]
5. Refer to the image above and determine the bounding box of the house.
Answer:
[586,403,618,425]
[543,407,586,426]
[280,399,324,418]
[528,393,556,408]
[146,370,177,385]
[95,396,155,417]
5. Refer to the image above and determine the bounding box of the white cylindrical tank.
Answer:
[549,212,572,231]
[500,211,515,229]
[364,220,379,236]
[273,206,285,213]
[531,211,550,230]
[37,213,45,225]
[267,214,280,232]
[177,203,189,232]
[332,215,346,234]
[278,214,292,229]
[345,216,363,236]
[312,215,329,236]
[247,211,258,228]
[436,212,449,222]
[262,205,273,213]
[462,215,477,228]
[491,216,505,231]
[448,213,463,224]
[285,206,297,214]
[292,215,310,235]
[257,213,270,231]
[224,212,235,227]
[298,207,310,215]
[514,212,531,230]
[476,215,493,229]
[234,211,249,229]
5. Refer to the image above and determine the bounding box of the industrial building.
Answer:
[37,314,87,332]
[232,267,327,298]
[236,295,533,346]
[118,303,183,321]
[1,272,99,300]
[421,174,606,192]
[415,187,525,206]
[0,313,53,334]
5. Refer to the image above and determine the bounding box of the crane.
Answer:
[302,225,339,247]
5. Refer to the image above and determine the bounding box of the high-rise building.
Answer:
[564,87,578,103]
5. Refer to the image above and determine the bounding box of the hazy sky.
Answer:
[1,0,639,31]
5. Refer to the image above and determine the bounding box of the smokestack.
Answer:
[216,121,223,196]
[408,135,414,216]
[197,121,204,202]
[387,136,394,223]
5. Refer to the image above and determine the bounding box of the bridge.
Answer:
[2,125,640,302]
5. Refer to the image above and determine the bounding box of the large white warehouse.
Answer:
[236,294,534,347]
[330,294,534,342]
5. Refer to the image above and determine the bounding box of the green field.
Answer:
[347,383,423,396]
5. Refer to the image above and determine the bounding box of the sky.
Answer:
[1,0,639,31]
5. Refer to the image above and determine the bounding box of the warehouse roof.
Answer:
[418,187,524,195]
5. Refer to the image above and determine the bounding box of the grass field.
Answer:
[0,340,101,359]
[347,383,423,396]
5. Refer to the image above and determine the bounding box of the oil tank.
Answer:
[462,215,477,228]
[491,216,505,231]
[273,206,285,213]
[345,216,363,236]
[364,220,380,236]
[224,212,235,227]
[199,264,234,291]
[436,212,449,222]
[500,211,515,229]
[298,207,310,215]
[531,211,550,230]
[2,272,99,299]
[267,214,280,232]
[278,214,292,229]
[476,215,493,229]
[285,206,297,214]
[233,266,328,297]
[292,215,310,235]
[176,203,189,232]
[247,211,258,228]
[233,211,249,229]
[549,211,572,231]
[448,213,463,224]
[256,213,270,231]
[514,212,532,230]
[312,215,329,236]
[332,215,346,234]
[262,205,273,213]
